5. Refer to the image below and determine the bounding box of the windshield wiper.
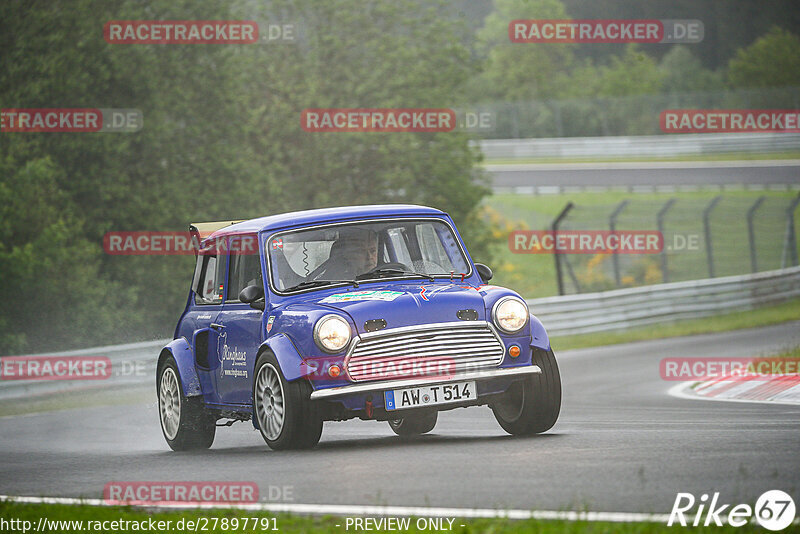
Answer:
[356,268,434,282]
[283,279,359,292]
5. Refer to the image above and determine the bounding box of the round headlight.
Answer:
[492,297,529,334]
[314,315,351,353]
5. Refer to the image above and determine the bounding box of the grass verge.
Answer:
[551,298,800,351]
[771,345,800,359]
[484,189,798,299]
[0,501,768,533]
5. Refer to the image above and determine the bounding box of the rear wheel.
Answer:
[157,356,216,451]
[388,411,438,437]
[492,348,561,435]
[254,351,322,450]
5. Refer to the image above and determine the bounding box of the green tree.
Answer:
[552,45,664,136]
[0,0,492,353]
[472,0,576,102]
[0,156,135,353]
[240,0,490,239]
[1,0,274,353]
[593,45,664,97]
[660,46,723,94]
[728,26,800,88]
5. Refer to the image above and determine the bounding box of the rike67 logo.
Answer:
[668,490,796,530]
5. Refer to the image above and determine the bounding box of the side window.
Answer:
[195,254,225,305]
[227,239,263,302]
[416,223,453,270]
[387,228,412,265]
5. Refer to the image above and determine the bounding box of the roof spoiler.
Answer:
[188,220,244,257]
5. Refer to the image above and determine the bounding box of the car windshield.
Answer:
[268,219,470,292]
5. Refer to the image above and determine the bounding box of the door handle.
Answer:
[210,323,225,330]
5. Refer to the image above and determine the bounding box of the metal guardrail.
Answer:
[0,339,167,401]
[477,133,800,160]
[2,266,799,399]
[528,265,800,336]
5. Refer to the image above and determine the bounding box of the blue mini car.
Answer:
[157,205,561,451]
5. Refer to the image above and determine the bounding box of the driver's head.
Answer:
[337,228,378,274]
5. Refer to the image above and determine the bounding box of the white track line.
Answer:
[0,495,671,523]
[667,381,800,406]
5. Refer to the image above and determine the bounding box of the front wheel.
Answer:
[157,356,216,451]
[491,348,561,435]
[388,411,437,437]
[253,351,322,450]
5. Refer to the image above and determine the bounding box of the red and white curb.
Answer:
[669,375,800,406]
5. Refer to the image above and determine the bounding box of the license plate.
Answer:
[384,381,476,411]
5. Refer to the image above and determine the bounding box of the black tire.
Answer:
[295,409,324,449]
[157,356,216,451]
[388,411,438,437]
[491,348,561,435]
[253,351,322,450]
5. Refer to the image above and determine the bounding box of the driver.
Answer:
[328,228,378,279]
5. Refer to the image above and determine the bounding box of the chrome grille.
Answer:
[345,321,505,382]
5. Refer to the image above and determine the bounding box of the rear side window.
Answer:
[194,255,225,304]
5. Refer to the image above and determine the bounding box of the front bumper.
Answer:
[309,364,541,400]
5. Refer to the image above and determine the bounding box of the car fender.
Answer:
[259,334,312,382]
[529,314,550,351]
[480,287,550,350]
[157,338,202,397]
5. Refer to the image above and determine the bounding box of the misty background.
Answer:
[1,0,798,354]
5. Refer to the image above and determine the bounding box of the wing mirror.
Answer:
[239,285,265,310]
[475,263,493,283]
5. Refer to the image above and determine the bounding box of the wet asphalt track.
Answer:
[1,322,798,514]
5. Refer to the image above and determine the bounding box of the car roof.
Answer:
[207,204,448,238]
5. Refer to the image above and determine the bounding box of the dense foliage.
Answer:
[1,0,797,353]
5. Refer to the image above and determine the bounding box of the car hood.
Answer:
[292,281,492,332]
